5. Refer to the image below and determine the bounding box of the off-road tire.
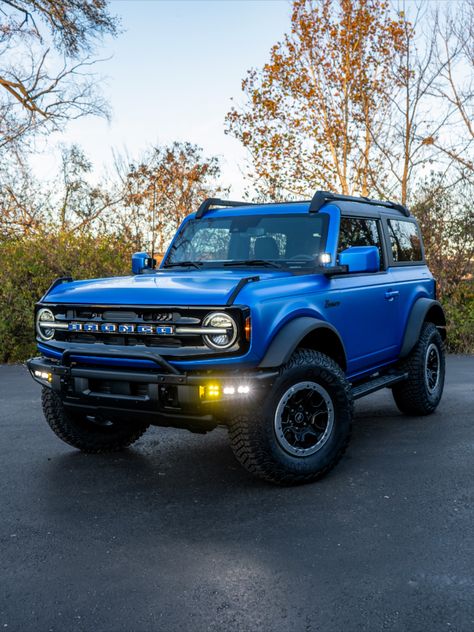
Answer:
[41,388,150,453]
[228,349,353,485]
[392,322,445,416]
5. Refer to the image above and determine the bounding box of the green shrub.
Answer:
[0,230,133,363]
[442,282,474,354]
[0,230,472,362]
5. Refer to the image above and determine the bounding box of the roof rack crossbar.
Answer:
[309,190,410,217]
[196,192,409,219]
[195,197,254,219]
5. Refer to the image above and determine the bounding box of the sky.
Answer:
[32,0,294,197]
[30,0,464,198]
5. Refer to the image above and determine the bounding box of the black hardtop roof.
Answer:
[335,200,416,220]
[196,190,410,220]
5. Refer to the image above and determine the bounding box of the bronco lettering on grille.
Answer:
[67,323,174,335]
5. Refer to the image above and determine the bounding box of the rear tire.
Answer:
[392,322,445,416]
[228,349,353,485]
[41,388,150,453]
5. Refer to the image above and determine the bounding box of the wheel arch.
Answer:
[258,317,347,371]
[400,298,446,359]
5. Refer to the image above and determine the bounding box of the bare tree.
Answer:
[372,5,443,203]
[428,0,474,174]
[0,155,45,235]
[0,0,117,153]
[225,0,408,200]
[374,2,474,204]
[120,142,226,254]
[0,144,120,235]
[412,173,474,299]
[54,144,121,232]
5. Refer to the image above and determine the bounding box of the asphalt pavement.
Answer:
[1,356,473,632]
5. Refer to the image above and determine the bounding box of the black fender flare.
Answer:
[258,317,346,369]
[399,298,446,358]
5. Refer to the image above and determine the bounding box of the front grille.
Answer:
[61,307,198,324]
[51,306,202,347]
[63,333,200,348]
[40,305,247,356]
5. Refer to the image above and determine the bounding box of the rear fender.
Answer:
[400,298,446,358]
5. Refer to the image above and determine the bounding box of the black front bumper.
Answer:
[27,356,276,431]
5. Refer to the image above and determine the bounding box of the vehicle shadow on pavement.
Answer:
[38,394,431,521]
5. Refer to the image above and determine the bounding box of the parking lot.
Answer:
[1,355,473,631]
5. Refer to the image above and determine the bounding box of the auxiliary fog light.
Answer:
[200,383,251,400]
[224,384,251,396]
[237,385,250,394]
[320,253,331,264]
[34,370,52,382]
[199,384,221,399]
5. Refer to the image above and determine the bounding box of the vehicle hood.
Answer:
[43,269,292,306]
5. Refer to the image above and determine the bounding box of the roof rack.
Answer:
[309,190,410,217]
[195,191,409,219]
[195,197,254,219]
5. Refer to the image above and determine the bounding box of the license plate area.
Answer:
[87,378,150,398]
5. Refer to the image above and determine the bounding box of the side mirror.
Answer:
[338,246,380,273]
[132,252,156,275]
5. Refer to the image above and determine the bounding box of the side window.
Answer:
[337,217,383,269]
[388,220,423,262]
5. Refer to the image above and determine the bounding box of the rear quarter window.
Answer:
[388,220,423,262]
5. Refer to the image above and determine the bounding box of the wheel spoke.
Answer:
[424,343,440,394]
[274,381,334,457]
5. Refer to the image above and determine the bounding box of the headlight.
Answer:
[202,312,238,349]
[36,308,55,341]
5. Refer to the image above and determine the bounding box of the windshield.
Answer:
[164,214,328,269]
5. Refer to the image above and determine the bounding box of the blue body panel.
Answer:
[38,201,435,380]
[43,268,289,307]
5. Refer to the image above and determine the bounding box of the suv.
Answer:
[28,190,446,485]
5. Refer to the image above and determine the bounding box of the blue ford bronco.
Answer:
[28,190,446,484]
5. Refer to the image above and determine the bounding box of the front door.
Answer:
[325,216,400,376]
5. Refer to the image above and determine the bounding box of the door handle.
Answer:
[385,290,400,300]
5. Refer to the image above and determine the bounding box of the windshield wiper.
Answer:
[163,261,203,270]
[224,259,287,270]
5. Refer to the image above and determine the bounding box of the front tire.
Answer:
[41,389,150,453]
[228,349,353,485]
[392,322,445,416]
